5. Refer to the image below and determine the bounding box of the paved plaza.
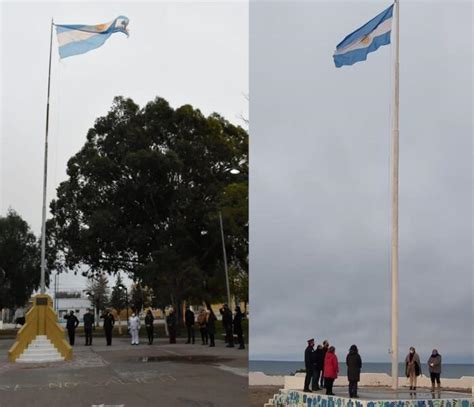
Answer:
[0,336,248,407]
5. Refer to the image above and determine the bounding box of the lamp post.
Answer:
[219,211,231,308]
[0,267,5,329]
[118,284,129,321]
[84,290,98,327]
[218,166,241,309]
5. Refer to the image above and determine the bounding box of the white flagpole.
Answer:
[390,0,400,390]
[40,18,54,294]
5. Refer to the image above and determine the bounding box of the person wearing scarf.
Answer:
[405,346,422,391]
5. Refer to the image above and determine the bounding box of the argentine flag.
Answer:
[333,4,393,68]
[55,16,129,59]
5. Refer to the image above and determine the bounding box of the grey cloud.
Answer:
[250,0,472,363]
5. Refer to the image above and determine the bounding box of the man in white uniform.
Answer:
[128,313,140,345]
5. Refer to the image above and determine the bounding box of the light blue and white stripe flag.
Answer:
[333,4,393,68]
[55,16,129,59]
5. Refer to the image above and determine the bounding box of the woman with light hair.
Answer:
[405,346,421,391]
[197,308,208,345]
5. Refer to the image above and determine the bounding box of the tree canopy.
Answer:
[109,274,128,315]
[0,210,42,309]
[49,96,248,308]
[85,272,110,318]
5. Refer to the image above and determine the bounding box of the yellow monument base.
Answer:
[8,294,73,362]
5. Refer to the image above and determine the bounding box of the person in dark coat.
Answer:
[207,308,217,347]
[311,344,324,391]
[64,311,79,346]
[304,338,315,392]
[428,348,442,392]
[346,344,362,398]
[83,309,95,346]
[166,309,177,344]
[233,306,245,349]
[101,310,115,346]
[185,306,195,344]
[145,310,154,345]
[320,340,329,388]
[220,304,234,348]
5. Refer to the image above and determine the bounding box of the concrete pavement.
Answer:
[0,336,248,407]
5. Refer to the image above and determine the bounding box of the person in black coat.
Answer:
[166,309,177,344]
[207,308,217,347]
[233,306,245,349]
[185,306,195,344]
[320,340,329,388]
[101,310,115,346]
[304,338,315,392]
[145,310,154,345]
[220,304,234,348]
[64,311,79,346]
[346,344,362,398]
[311,344,324,391]
[83,309,95,346]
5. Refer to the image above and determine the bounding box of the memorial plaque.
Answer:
[36,297,48,306]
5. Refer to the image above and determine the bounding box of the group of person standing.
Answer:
[219,304,245,349]
[184,303,245,349]
[64,309,115,346]
[304,339,443,397]
[63,304,246,349]
[304,339,349,396]
[405,347,443,393]
[184,305,217,347]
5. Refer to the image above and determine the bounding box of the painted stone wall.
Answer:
[268,390,474,407]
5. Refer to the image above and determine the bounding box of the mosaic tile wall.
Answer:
[270,390,474,407]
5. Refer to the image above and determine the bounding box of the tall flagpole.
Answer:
[40,18,54,294]
[390,0,400,390]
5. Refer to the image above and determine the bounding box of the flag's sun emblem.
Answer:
[360,35,371,45]
[95,23,107,32]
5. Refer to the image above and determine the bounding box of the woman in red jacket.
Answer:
[323,346,339,395]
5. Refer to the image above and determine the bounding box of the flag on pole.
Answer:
[55,16,129,59]
[333,4,393,68]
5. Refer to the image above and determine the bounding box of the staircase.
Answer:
[8,294,72,363]
[16,335,64,363]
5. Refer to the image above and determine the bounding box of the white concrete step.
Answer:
[29,341,52,348]
[23,348,60,355]
[17,357,64,363]
[17,354,64,362]
[16,335,64,363]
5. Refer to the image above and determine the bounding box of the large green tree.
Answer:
[0,210,42,309]
[49,96,248,310]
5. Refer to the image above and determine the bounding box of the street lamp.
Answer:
[0,267,6,329]
[118,284,129,321]
[219,211,231,308]
[218,166,241,308]
[83,290,98,327]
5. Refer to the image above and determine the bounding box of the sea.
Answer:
[249,361,474,379]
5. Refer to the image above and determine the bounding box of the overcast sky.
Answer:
[250,0,473,363]
[0,1,248,292]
